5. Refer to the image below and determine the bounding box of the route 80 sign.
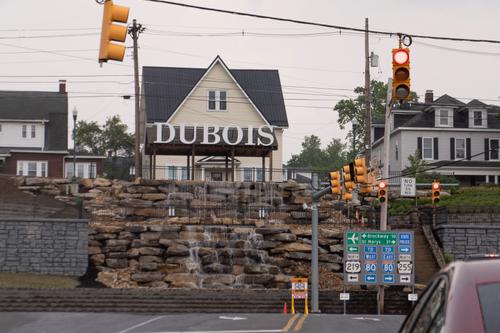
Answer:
[343,230,414,286]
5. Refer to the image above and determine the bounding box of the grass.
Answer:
[0,272,80,289]
[390,185,500,214]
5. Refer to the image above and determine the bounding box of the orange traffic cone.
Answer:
[283,302,287,314]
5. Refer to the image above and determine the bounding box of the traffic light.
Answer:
[342,192,353,201]
[99,0,130,63]
[377,181,387,203]
[330,171,341,195]
[392,48,411,101]
[343,164,355,192]
[354,157,368,184]
[432,181,441,204]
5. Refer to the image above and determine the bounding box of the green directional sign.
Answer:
[347,246,359,253]
[360,232,397,245]
[346,232,360,245]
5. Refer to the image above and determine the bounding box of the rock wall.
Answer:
[90,222,344,289]
[0,218,88,276]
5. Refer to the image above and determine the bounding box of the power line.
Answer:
[143,0,500,44]
[0,32,98,40]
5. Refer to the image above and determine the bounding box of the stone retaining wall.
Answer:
[0,218,88,276]
[434,224,500,260]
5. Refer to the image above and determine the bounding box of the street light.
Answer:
[72,107,78,181]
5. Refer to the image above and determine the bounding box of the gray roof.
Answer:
[142,57,289,127]
[432,94,465,106]
[429,160,500,168]
[0,91,68,151]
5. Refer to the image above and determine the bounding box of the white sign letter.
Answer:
[202,124,221,144]
[222,125,243,145]
[179,124,197,144]
[257,125,275,146]
[154,122,175,143]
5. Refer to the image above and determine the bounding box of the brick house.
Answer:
[0,81,105,178]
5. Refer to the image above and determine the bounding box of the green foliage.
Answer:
[444,252,454,264]
[75,115,134,158]
[287,135,348,174]
[334,80,418,155]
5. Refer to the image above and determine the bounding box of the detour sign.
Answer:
[290,277,308,314]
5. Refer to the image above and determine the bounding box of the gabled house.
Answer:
[142,56,289,182]
[0,81,104,179]
[371,90,500,186]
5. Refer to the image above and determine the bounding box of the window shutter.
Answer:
[434,137,439,160]
[417,137,422,157]
[466,138,471,160]
[485,138,490,160]
[450,138,455,160]
[468,110,473,128]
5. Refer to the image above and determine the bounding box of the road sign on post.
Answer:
[400,177,416,197]
[343,230,415,286]
[291,277,309,314]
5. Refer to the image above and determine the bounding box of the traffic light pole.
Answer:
[364,18,371,162]
[129,20,145,179]
[311,186,333,313]
[377,78,393,315]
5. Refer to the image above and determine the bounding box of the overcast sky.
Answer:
[2,0,500,161]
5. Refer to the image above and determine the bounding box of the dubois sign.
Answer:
[153,123,275,146]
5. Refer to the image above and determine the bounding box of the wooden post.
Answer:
[191,146,195,180]
[187,154,190,180]
[231,149,235,181]
[149,151,153,180]
[269,151,273,182]
[225,154,229,181]
[152,147,157,179]
[261,153,265,182]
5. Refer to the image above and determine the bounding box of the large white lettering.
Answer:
[152,123,274,146]
[154,123,175,143]
[179,124,197,144]
[222,125,243,146]
[257,125,275,146]
[202,124,221,144]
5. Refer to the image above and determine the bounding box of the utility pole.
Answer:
[378,78,392,315]
[129,19,145,179]
[364,18,371,162]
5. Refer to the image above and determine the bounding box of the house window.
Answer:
[167,166,177,180]
[208,90,227,111]
[395,142,399,161]
[180,167,188,180]
[243,168,253,182]
[455,138,465,159]
[491,139,499,160]
[423,137,434,160]
[471,110,487,128]
[22,125,27,138]
[65,162,97,179]
[256,168,263,181]
[31,125,36,138]
[436,109,452,127]
[17,161,48,177]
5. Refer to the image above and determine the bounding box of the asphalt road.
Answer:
[0,312,405,333]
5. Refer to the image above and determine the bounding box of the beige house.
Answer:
[142,56,288,182]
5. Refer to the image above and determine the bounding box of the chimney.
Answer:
[425,90,433,104]
[59,79,67,94]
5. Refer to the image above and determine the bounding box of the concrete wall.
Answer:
[0,218,88,276]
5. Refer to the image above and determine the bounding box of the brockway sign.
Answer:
[153,123,276,146]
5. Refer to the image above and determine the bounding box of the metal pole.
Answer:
[378,78,393,315]
[311,202,319,313]
[72,109,77,180]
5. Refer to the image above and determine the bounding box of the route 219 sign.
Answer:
[343,230,415,286]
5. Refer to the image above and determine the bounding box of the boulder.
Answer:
[119,198,153,208]
[319,253,342,263]
[105,258,128,268]
[241,274,275,286]
[90,254,105,266]
[201,274,235,286]
[267,233,297,242]
[255,227,290,235]
[165,273,200,288]
[140,262,158,271]
[79,178,94,189]
[95,225,124,234]
[139,255,163,264]
[131,272,165,283]
[138,247,163,256]
[285,252,312,261]
[93,178,112,187]
[167,192,194,201]
[107,252,128,259]
[140,232,161,241]
[88,247,101,255]
[118,232,136,240]
[127,186,158,194]
[106,239,130,247]
[166,243,190,257]
[125,225,148,233]
[329,245,343,253]
[282,242,312,253]
[203,263,231,274]
[142,193,167,201]
[244,264,280,275]
[134,208,167,218]
[149,225,181,232]
[127,248,140,259]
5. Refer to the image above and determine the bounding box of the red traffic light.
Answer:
[393,49,409,65]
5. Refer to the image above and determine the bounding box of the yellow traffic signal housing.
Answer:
[342,164,355,192]
[359,185,372,194]
[377,181,388,203]
[330,171,342,195]
[432,181,441,204]
[354,157,368,184]
[342,192,353,201]
[392,48,411,101]
[99,0,130,63]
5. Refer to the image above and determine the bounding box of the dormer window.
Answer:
[436,109,452,127]
[208,90,227,111]
[470,109,487,128]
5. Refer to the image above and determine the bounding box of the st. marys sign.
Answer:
[152,123,276,147]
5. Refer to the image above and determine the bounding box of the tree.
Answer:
[287,135,348,173]
[102,115,134,157]
[334,80,418,154]
[75,115,134,157]
[75,120,104,155]
[405,149,427,178]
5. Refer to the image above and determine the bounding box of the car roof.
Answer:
[450,259,500,284]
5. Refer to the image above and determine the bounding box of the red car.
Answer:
[399,258,500,333]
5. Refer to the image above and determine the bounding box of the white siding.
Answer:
[0,122,45,149]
